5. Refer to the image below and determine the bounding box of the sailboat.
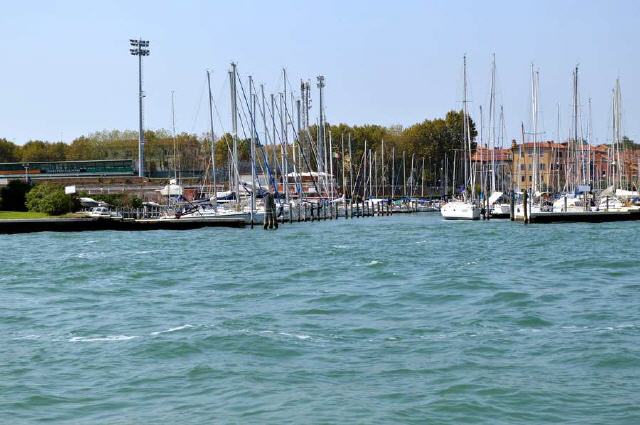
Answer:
[162,68,253,222]
[441,56,481,220]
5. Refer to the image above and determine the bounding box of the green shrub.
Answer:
[0,180,33,211]
[26,183,79,215]
[92,193,142,208]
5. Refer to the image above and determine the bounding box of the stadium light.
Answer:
[129,38,150,177]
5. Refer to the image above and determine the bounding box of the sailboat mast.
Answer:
[349,134,354,198]
[363,140,367,200]
[381,139,385,198]
[410,153,415,197]
[531,63,538,194]
[421,157,425,197]
[229,63,239,203]
[573,65,579,189]
[279,92,288,203]
[249,76,256,221]
[341,134,345,197]
[206,71,217,204]
[329,132,334,199]
[369,148,373,199]
[270,94,278,179]
[462,55,469,199]
[490,54,496,194]
[171,90,177,182]
[402,150,406,198]
[260,85,271,191]
[391,146,395,199]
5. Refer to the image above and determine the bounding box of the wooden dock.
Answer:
[514,208,640,223]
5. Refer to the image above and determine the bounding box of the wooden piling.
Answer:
[510,191,515,221]
[523,190,529,224]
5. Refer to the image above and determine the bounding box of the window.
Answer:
[528,164,532,171]
[520,164,525,171]
[529,176,532,182]
[540,163,546,170]
[521,176,525,182]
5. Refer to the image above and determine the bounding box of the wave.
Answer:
[278,332,311,340]
[150,324,194,335]
[69,335,138,342]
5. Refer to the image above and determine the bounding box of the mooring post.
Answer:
[510,191,515,221]
[523,190,529,224]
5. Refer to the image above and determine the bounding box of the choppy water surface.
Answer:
[1,215,639,424]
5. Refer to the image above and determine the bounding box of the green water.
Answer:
[1,215,639,424]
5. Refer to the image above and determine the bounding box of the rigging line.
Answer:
[256,97,278,195]
[190,74,208,133]
[235,72,276,191]
[271,94,297,198]
[235,74,271,187]
[212,75,229,136]
[264,97,285,198]
[281,93,319,197]
[255,93,282,193]
[296,118,324,198]
[206,74,236,180]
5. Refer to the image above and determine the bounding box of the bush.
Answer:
[26,183,79,215]
[0,180,33,211]
[92,193,142,208]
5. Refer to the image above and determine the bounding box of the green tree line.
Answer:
[0,111,477,178]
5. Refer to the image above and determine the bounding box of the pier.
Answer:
[513,208,640,224]
[0,200,425,234]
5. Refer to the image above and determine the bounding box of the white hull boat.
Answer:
[440,201,481,220]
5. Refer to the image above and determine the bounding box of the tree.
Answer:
[621,136,638,150]
[46,142,68,161]
[0,180,33,211]
[26,183,78,215]
[0,138,20,162]
[20,140,50,162]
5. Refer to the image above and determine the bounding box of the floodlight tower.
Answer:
[129,38,150,177]
[316,75,325,176]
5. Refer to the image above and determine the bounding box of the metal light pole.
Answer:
[316,75,325,178]
[129,38,150,178]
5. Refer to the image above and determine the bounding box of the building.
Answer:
[0,160,134,180]
[510,141,566,192]
[470,146,512,192]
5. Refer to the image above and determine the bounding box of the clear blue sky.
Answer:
[1,0,638,146]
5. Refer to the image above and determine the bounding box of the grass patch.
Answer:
[0,211,51,219]
[0,211,87,220]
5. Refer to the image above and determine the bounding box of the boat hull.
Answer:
[490,203,511,219]
[440,201,481,220]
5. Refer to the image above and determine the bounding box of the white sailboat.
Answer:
[441,55,480,220]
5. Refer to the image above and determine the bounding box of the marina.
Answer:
[2,1,640,424]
